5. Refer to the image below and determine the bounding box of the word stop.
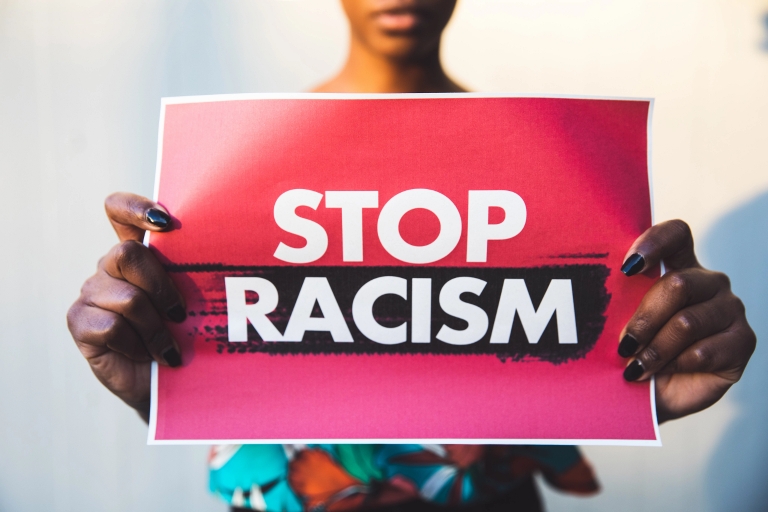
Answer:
[273,189,527,264]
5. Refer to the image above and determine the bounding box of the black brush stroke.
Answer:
[170,265,611,364]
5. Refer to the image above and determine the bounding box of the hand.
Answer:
[66,193,186,421]
[618,220,756,423]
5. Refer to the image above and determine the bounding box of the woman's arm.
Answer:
[618,220,756,423]
[66,193,186,421]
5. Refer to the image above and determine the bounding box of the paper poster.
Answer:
[147,93,659,445]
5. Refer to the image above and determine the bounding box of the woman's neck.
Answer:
[313,38,465,93]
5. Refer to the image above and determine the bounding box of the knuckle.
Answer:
[668,219,693,242]
[66,302,83,336]
[629,313,652,335]
[93,312,118,337]
[729,295,746,316]
[79,272,101,297]
[87,312,122,347]
[741,324,758,356]
[114,240,145,271]
[673,312,699,339]
[664,271,690,296]
[117,286,145,317]
[712,271,731,289]
[690,346,712,369]
[640,345,663,369]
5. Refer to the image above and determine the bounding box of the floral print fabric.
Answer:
[209,444,598,511]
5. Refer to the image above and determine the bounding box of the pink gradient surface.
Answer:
[149,96,657,442]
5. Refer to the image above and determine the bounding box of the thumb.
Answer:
[104,192,173,242]
[621,219,700,276]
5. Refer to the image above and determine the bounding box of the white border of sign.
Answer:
[146,92,660,447]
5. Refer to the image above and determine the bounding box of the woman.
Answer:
[66,0,756,510]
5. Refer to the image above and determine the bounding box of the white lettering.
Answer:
[377,189,462,264]
[411,278,432,343]
[352,276,407,344]
[283,277,353,342]
[325,191,379,262]
[466,190,527,262]
[273,189,328,263]
[489,279,577,344]
[225,277,283,342]
[436,277,489,345]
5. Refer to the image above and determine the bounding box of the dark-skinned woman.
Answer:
[67,1,755,510]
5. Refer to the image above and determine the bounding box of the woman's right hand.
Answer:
[66,193,186,421]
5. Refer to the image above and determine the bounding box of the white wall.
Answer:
[0,0,766,511]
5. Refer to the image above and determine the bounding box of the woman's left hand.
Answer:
[618,220,756,423]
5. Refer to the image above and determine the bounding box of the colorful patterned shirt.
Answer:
[209,444,598,511]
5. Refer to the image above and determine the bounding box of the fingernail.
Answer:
[167,304,187,323]
[146,208,170,229]
[621,253,645,276]
[623,360,644,382]
[162,346,182,368]
[618,334,639,358]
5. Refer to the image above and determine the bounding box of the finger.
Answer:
[658,318,756,378]
[82,274,181,366]
[622,290,742,381]
[67,301,151,362]
[100,240,187,322]
[618,268,728,358]
[105,192,173,242]
[621,219,699,276]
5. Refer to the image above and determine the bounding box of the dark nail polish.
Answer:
[162,347,182,368]
[621,253,645,276]
[623,360,644,382]
[146,208,170,229]
[618,334,639,358]
[167,304,187,323]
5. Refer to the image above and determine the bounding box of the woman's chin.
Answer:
[372,34,441,62]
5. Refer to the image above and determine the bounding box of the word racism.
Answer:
[215,189,610,361]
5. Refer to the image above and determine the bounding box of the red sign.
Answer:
[147,94,659,445]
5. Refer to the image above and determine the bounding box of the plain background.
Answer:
[1,0,767,510]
